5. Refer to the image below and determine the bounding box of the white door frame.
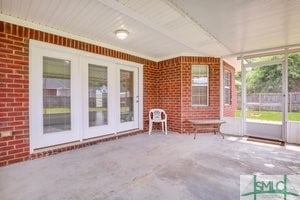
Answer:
[116,64,139,131]
[241,58,287,141]
[29,43,82,150]
[221,47,298,143]
[29,40,143,152]
[81,57,115,139]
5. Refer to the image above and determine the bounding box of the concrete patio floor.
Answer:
[1,132,300,200]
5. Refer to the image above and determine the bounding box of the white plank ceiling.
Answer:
[0,0,300,62]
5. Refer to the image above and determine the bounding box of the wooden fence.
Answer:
[237,92,300,112]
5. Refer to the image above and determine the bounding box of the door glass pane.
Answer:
[120,70,134,122]
[43,57,71,134]
[88,64,108,127]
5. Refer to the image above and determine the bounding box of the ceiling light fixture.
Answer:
[115,29,129,40]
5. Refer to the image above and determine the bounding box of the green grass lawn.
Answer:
[235,110,300,122]
[44,107,71,114]
[43,107,107,114]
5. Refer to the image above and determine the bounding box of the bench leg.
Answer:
[192,125,224,139]
[219,131,225,139]
[193,126,196,140]
[216,124,224,139]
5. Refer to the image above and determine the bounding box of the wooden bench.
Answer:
[188,119,226,139]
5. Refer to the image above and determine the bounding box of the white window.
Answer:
[191,65,209,106]
[224,70,231,105]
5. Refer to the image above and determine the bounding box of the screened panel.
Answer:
[246,64,282,123]
[288,53,300,122]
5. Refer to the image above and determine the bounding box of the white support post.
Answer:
[282,49,289,143]
[241,56,246,136]
[220,59,224,119]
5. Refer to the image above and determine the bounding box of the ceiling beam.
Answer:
[244,59,284,68]
[223,44,300,59]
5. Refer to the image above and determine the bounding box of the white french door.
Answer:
[82,58,115,139]
[117,64,139,131]
[30,46,81,149]
[82,60,139,138]
[30,40,142,151]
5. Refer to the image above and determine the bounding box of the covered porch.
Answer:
[1,133,300,199]
[0,2,300,199]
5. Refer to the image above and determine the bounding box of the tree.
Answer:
[235,53,300,94]
[288,53,300,92]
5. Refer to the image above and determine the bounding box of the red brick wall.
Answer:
[143,63,158,130]
[0,23,30,166]
[223,61,237,117]
[181,57,221,133]
[157,57,182,133]
[0,21,157,166]
[156,56,221,133]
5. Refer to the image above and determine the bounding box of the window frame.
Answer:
[224,70,231,105]
[191,65,209,106]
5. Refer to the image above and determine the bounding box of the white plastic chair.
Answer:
[149,109,167,135]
